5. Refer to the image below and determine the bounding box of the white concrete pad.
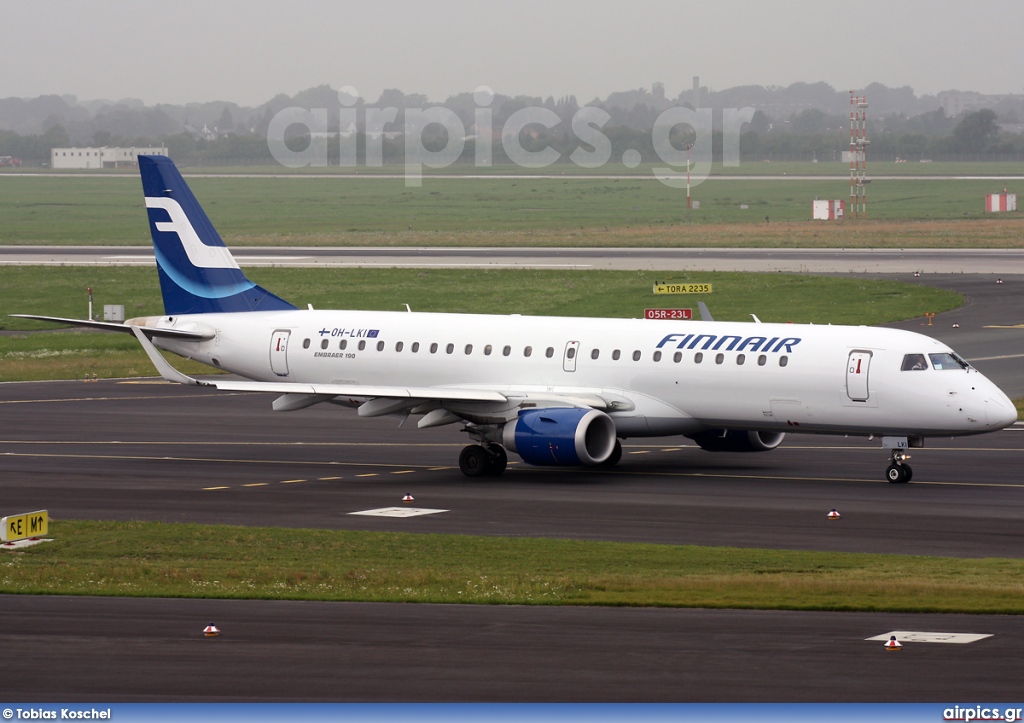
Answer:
[349,507,448,518]
[866,631,993,644]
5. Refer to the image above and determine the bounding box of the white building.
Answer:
[50,146,168,170]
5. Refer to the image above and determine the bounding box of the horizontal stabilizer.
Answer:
[10,314,209,340]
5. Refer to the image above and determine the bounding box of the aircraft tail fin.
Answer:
[138,155,296,315]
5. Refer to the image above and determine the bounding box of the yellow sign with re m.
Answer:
[2,510,48,542]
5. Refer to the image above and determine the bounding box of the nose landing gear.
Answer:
[885,450,912,483]
[881,436,919,483]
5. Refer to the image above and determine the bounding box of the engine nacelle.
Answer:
[503,408,617,466]
[687,429,785,453]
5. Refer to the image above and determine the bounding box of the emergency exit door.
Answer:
[563,341,580,372]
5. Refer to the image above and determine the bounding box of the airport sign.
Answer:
[2,510,48,542]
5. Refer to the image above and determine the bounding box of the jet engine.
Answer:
[503,408,618,466]
[687,429,785,452]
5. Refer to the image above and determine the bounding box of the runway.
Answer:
[5,245,1024,274]
[2,263,1023,701]
[4,595,1022,702]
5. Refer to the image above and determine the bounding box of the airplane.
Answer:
[14,155,1018,483]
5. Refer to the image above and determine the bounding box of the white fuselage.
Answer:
[150,309,1017,440]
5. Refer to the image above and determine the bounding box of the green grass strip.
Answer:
[4,520,1024,613]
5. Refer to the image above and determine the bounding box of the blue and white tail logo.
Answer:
[139,155,295,315]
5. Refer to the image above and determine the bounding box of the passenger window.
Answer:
[524,346,533,357]
[567,347,576,359]
[757,354,766,366]
[715,353,724,364]
[321,339,329,350]
[484,345,492,356]
[358,340,366,351]
[430,343,438,354]
[545,347,554,358]
[464,344,473,355]
[673,351,682,363]
[901,353,928,371]
[302,338,311,349]
[694,352,703,363]
[779,356,789,367]
[612,350,621,360]
[503,345,511,357]
[395,341,404,352]
[591,349,600,360]
[376,341,385,351]
[737,354,745,365]
[339,340,347,350]
[411,342,419,353]
[446,343,454,354]
[653,350,662,362]
[632,350,641,361]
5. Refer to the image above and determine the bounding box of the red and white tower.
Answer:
[849,92,869,218]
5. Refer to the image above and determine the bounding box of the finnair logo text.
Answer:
[656,333,801,353]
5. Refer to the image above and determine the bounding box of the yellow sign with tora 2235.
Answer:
[653,282,712,295]
[1,510,48,542]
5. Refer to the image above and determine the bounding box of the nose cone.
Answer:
[987,388,1018,430]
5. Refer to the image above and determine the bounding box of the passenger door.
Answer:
[846,350,872,401]
[270,330,291,377]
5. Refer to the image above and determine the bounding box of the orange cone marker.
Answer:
[827,508,840,520]
[203,624,220,637]
[885,635,901,650]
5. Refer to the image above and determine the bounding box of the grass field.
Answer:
[1,174,1022,246]
[0,266,961,382]
[4,520,1024,614]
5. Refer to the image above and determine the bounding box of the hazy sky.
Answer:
[4,0,1023,106]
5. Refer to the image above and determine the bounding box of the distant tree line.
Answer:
[2,83,1021,166]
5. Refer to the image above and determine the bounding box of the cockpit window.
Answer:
[929,352,971,371]
[901,353,928,371]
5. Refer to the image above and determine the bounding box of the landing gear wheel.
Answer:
[902,464,913,482]
[599,439,623,468]
[459,444,489,477]
[886,463,909,484]
[486,446,508,476]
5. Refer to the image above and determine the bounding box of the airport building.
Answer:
[50,146,168,170]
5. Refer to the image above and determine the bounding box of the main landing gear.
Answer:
[459,444,508,477]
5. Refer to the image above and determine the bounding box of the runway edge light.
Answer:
[827,508,840,520]
[885,635,901,650]
[402,494,414,503]
[204,624,220,637]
